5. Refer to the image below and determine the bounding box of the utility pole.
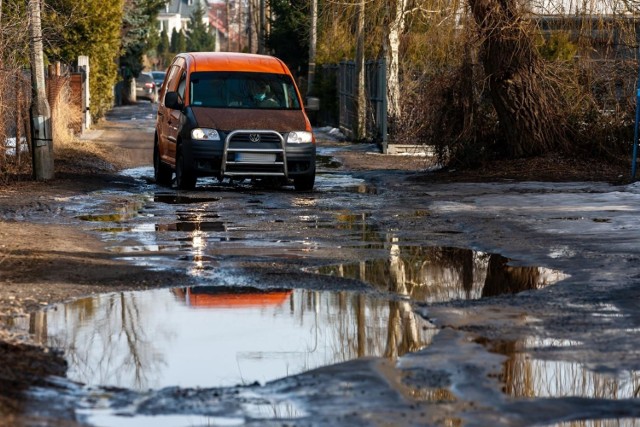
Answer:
[307,0,317,96]
[28,0,54,181]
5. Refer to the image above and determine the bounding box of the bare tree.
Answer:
[308,0,318,96]
[225,0,231,51]
[383,0,409,137]
[237,0,243,51]
[467,0,568,157]
[355,0,366,140]
[258,0,265,53]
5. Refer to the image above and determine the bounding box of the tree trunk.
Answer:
[225,0,231,52]
[258,0,265,54]
[237,0,242,52]
[468,0,567,157]
[307,0,318,96]
[247,0,252,53]
[16,73,23,164]
[355,0,366,141]
[384,0,407,137]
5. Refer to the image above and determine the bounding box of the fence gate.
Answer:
[338,60,387,146]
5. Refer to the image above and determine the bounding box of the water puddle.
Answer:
[312,247,568,303]
[79,412,246,427]
[551,420,640,427]
[478,337,640,399]
[36,287,436,390]
[76,198,146,223]
[316,154,342,169]
[346,183,378,194]
[153,194,221,204]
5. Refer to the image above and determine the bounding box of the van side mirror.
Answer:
[165,91,184,110]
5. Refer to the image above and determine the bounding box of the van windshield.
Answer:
[190,72,302,110]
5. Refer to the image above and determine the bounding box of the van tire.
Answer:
[293,169,315,191]
[176,148,197,190]
[154,144,173,186]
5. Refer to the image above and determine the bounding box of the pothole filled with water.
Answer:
[482,337,640,404]
[35,287,436,390]
[311,247,568,303]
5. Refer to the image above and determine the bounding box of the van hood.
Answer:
[191,107,308,132]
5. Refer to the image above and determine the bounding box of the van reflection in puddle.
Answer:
[171,286,292,308]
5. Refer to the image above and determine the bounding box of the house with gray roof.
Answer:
[157,0,210,39]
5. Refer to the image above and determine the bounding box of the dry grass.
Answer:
[0,67,92,186]
[51,78,83,149]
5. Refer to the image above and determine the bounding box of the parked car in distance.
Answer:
[136,72,157,103]
[151,70,166,91]
[154,52,316,191]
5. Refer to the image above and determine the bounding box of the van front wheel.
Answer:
[176,148,197,190]
[293,171,315,191]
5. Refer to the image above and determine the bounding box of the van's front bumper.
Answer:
[185,138,315,178]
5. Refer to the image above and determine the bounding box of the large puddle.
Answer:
[27,284,640,405]
[36,287,436,390]
[29,245,570,392]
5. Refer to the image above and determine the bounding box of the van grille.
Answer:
[229,132,282,144]
[222,130,288,178]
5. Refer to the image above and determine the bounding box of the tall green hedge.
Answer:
[46,0,124,120]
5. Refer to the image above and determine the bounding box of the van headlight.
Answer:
[286,131,314,144]
[191,128,220,141]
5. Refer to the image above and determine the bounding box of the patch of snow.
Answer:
[314,126,346,142]
[3,137,28,156]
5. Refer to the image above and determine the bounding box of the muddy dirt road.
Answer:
[2,102,640,426]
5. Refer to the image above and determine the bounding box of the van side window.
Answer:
[164,65,180,92]
[177,72,187,101]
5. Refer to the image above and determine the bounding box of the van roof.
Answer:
[181,52,291,75]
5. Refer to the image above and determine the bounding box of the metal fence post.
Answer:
[379,59,388,153]
[633,49,640,180]
[633,87,639,180]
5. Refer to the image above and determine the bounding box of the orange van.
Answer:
[153,52,316,191]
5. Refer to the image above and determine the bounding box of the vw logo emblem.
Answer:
[249,133,261,143]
